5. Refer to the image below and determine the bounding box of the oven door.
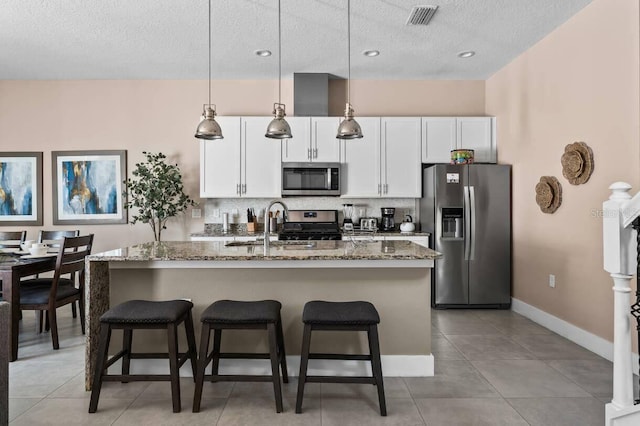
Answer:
[281,162,340,196]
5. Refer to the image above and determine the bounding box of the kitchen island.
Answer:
[85,240,440,389]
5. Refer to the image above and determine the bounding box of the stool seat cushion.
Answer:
[100,300,193,324]
[201,300,281,324]
[302,301,380,325]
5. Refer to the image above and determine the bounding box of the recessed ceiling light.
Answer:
[457,50,475,58]
[362,50,380,57]
[255,49,272,57]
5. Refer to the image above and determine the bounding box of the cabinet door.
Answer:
[312,117,341,162]
[340,117,381,198]
[200,116,242,197]
[281,117,312,162]
[457,117,496,163]
[242,117,282,198]
[421,117,456,163]
[381,117,421,197]
[385,235,430,248]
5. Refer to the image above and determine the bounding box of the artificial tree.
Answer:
[123,152,196,241]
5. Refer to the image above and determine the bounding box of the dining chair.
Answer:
[19,234,94,350]
[0,231,27,300]
[0,231,26,250]
[37,230,80,249]
[35,230,81,329]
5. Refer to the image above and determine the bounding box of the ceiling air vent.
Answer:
[406,5,439,26]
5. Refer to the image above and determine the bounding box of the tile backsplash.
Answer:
[204,197,419,226]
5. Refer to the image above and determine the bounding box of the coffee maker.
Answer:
[380,207,395,231]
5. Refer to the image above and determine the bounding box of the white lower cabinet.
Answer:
[422,117,496,164]
[385,235,430,248]
[200,116,281,198]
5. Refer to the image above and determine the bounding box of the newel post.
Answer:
[603,182,636,411]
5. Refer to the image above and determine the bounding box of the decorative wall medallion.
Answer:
[561,141,593,185]
[535,176,562,214]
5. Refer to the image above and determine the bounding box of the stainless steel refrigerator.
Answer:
[420,164,511,308]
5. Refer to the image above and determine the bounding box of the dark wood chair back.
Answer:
[0,231,26,249]
[52,235,94,290]
[38,230,80,249]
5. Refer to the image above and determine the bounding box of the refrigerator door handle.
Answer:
[469,186,477,261]
[463,185,471,260]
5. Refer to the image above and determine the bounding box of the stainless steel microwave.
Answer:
[281,162,341,196]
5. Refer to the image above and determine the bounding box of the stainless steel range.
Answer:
[278,210,342,241]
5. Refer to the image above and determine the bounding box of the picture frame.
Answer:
[0,152,43,226]
[52,150,127,225]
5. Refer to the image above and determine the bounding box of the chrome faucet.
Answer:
[264,200,289,251]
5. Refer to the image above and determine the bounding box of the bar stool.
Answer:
[193,300,288,413]
[88,299,197,413]
[295,300,386,416]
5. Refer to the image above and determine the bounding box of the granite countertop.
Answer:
[190,229,431,238]
[88,240,441,262]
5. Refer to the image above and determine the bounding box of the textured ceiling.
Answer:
[0,0,593,80]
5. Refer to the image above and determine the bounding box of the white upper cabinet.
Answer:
[421,117,456,164]
[340,117,381,198]
[241,117,282,197]
[280,117,312,162]
[381,117,421,198]
[200,116,281,198]
[281,117,341,162]
[200,116,242,198]
[341,117,421,198]
[422,117,496,164]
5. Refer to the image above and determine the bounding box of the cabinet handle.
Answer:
[384,184,388,194]
[242,184,246,194]
[378,184,381,195]
[307,148,311,160]
[313,148,318,158]
[236,184,240,195]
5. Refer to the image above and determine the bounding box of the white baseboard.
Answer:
[511,298,639,375]
[109,354,434,377]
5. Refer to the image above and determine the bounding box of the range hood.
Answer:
[293,73,343,117]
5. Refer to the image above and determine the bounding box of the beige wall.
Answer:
[486,0,640,342]
[0,79,484,253]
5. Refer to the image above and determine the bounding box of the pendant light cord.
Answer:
[278,0,282,105]
[208,0,212,107]
[347,0,351,106]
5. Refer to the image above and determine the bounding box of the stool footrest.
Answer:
[102,374,176,382]
[218,352,272,360]
[306,376,376,384]
[206,374,277,383]
[308,353,371,361]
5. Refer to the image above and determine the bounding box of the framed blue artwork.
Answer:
[0,152,43,226]
[52,150,127,225]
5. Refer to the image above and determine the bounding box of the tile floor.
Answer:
[8,307,625,425]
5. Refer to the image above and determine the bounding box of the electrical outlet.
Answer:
[549,274,556,288]
[213,208,220,218]
[191,208,201,219]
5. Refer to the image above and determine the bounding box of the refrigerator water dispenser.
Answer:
[441,207,463,239]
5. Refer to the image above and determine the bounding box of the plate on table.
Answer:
[20,253,57,259]
[0,248,19,253]
[13,250,30,255]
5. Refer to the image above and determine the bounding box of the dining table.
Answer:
[0,252,57,361]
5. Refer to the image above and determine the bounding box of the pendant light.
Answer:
[195,0,223,140]
[265,0,292,139]
[337,0,363,139]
